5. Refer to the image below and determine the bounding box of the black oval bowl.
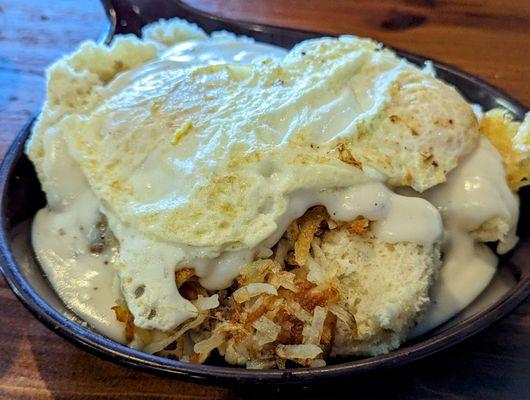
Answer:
[0,0,528,385]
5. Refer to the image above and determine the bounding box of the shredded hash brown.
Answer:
[112,207,360,368]
[480,108,530,190]
[112,302,135,342]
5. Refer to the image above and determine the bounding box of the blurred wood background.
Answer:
[0,0,528,398]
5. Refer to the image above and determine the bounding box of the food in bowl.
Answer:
[26,18,530,368]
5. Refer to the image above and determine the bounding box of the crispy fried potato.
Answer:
[294,206,328,266]
[480,108,530,191]
[344,217,371,235]
[111,303,135,342]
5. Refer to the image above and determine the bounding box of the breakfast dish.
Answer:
[26,18,529,368]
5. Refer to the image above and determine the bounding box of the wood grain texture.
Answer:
[0,0,528,398]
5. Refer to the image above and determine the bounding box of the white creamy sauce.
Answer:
[32,36,519,341]
[411,137,519,336]
[32,191,125,343]
[200,180,443,290]
[273,182,442,249]
[423,138,518,245]
[33,126,127,342]
[410,228,498,337]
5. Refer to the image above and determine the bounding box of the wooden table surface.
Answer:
[0,0,529,398]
